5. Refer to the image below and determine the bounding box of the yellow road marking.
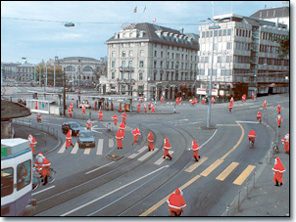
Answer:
[220,121,244,160]
[216,162,239,181]
[200,159,224,177]
[139,174,201,216]
[233,165,256,185]
[184,157,208,173]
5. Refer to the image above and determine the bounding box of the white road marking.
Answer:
[57,142,66,154]
[71,143,79,154]
[199,129,218,149]
[60,165,169,216]
[237,121,259,124]
[128,146,148,159]
[109,139,114,148]
[138,148,159,161]
[84,148,91,155]
[154,151,174,165]
[96,139,103,155]
[32,185,55,196]
[85,162,114,175]
[91,129,103,134]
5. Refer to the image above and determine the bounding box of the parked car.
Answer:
[77,130,95,148]
[61,121,85,136]
[79,100,91,109]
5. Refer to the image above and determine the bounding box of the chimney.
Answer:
[180,27,184,34]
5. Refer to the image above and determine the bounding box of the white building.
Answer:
[105,23,199,100]
[198,13,289,99]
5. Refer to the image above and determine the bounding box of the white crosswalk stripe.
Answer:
[71,143,79,154]
[154,151,174,165]
[128,146,148,159]
[84,148,91,155]
[96,139,103,155]
[138,148,159,161]
[58,142,66,154]
[109,139,114,148]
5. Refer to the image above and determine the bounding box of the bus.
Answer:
[1,138,36,216]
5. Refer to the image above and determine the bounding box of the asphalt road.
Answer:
[4,86,289,216]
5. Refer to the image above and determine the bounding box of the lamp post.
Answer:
[204,18,221,128]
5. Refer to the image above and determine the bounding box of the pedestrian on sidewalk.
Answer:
[277,104,282,114]
[211,97,215,104]
[112,114,118,126]
[147,132,154,151]
[137,103,141,113]
[82,104,86,115]
[179,97,182,104]
[230,96,234,105]
[242,94,246,102]
[202,97,205,105]
[190,140,200,161]
[144,104,147,113]
[94,101,97,110]
[176,97,179,105]
[86,119,92,130]
[163,138,172,160]
[167,188,186,216]
[98,108,103,121]
[65,130,74,149]
[228,102,233,113]
[160,96,163,103]
[272,157,286,186]
[276,114,283,128]
[115,129,124,149]
[132,128,141,145]
[194,98,198,104]
[281,133,289,154]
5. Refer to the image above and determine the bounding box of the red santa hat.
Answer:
[164,138,171,149]
[122,112,127,118]
[132,128,141,136]
[66,130,72,139]
[272,157,285,173]
[191,140,199,151]
[119,122,126,129]
[174,188,183,196]
[112,114,118,119]
[99,109,103,114]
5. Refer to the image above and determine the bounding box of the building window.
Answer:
[227,42,232,50]
[112,72,115,79]
[112,61,115,68]
[161,51,163,58]
[154,61,157,69]
[139,72,143,80]
[139,61,144,68]
[140,50,144,57]
[129,50,133,57]
[154,51,157,57]
[122,51,126,57]
[1,167,13,197]
[112,51,116,57]
[121,85,126,94]
[128,60,133,67]
[172,53,174,59]
[160,61,163,69]
[66,66,75,71]
[122,61,126,68]
[138,85,144,95]
[121,73,125,79]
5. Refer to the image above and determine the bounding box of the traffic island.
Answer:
[106,154,124,161]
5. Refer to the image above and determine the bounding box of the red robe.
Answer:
[122,112,127,124]
[248,130,256,143]
[163,138,172,159]
[252,92,255,100]
[69,103,73,111]
[132,128,141,144]
[202,98,205,105]
[176,98,179,104]
[68,108,72,117]
[281,134,289,153]
[144,104,147,113]
[98,109,103,121]
[147,132,154,151]
[229,103,233,112]
[82,105,86,114]
[151,105,155,113]
[190,140,200,160]
[116,130,123,149]
[256,111,262,121]
[35,153,51,179]
[211,97,215,104]
[119,103,122,112]
[167,188,186,216]
[65,131,74,148]
[137,104,141,113]
[29,136,37,154]
[119,122,126,137]
[277,104,282,114]
[263,101,267,109]
[160,97,163,103]
[112,115,118,125]
[276,115,283,127]
[272,157,285,183]
[194,98,198,104]
[86,120,92,130]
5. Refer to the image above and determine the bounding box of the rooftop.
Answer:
[250,6,289,19]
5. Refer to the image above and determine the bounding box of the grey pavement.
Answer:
[228,94,290,216]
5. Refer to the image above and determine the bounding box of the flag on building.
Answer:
[134,6,137,13]
[143,6,146,13]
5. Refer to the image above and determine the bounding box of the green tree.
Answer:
[271,34,289,58]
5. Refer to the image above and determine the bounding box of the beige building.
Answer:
[105,23,199,100]
[198,13,289,99]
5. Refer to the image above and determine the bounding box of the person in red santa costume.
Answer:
[82,104,86,114]
[132,128,141,145]
[163,138,172,160]
[116,129,124,149]
[167,188,186,216]
[65,130,74,149]
[276,114,283,128]
[140,97,143,103]
[37,113,42,123]
[190,140,200,161]
[179,97,182,104]
[34,152,51,185]
[281,133,289,154]
[112,114,118,126]
[277,104,282,114]
[98,108,103,121]
[242,94,246,102]
[194,98,198,104]
[176,97,179,105]
[248,129,256,144]
[144,104,148,113]
[68,108,72,117]
[151,104,155,113]
[230,96,234,105]
[147,132,154,151]
[272,157,285,186]
[228,102,233,113]
[119,122,126,137]
[28,134,37,154]
[119,103,122,112]
[69,102,73,111]
[137,103,141,113]
[202,97,205,105]
[86,119,92,130]
[122,112,127,124]
[252,91,255,100]
[160,96,163,103]
[256,111,262,124]
[263,100,267,109]
[211,97,215,104]
[191,98,195,106]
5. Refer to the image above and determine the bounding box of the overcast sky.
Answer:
[1,1,290,64]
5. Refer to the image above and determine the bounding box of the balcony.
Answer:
[119,66,134,72]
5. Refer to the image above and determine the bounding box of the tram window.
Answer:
[1,167,13,197]
[17,160,31,191]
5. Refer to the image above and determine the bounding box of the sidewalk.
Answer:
[228,95,290,216]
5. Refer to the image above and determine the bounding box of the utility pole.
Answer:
[63,67,66,116]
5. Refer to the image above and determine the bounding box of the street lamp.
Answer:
[203,18,221,128]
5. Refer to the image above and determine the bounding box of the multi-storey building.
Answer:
[250,6,289,29]
[57,56,105,86]
[1,62,20,80]
[16,62,35,82]
[105,23,199,100]
[198,13,289,99]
